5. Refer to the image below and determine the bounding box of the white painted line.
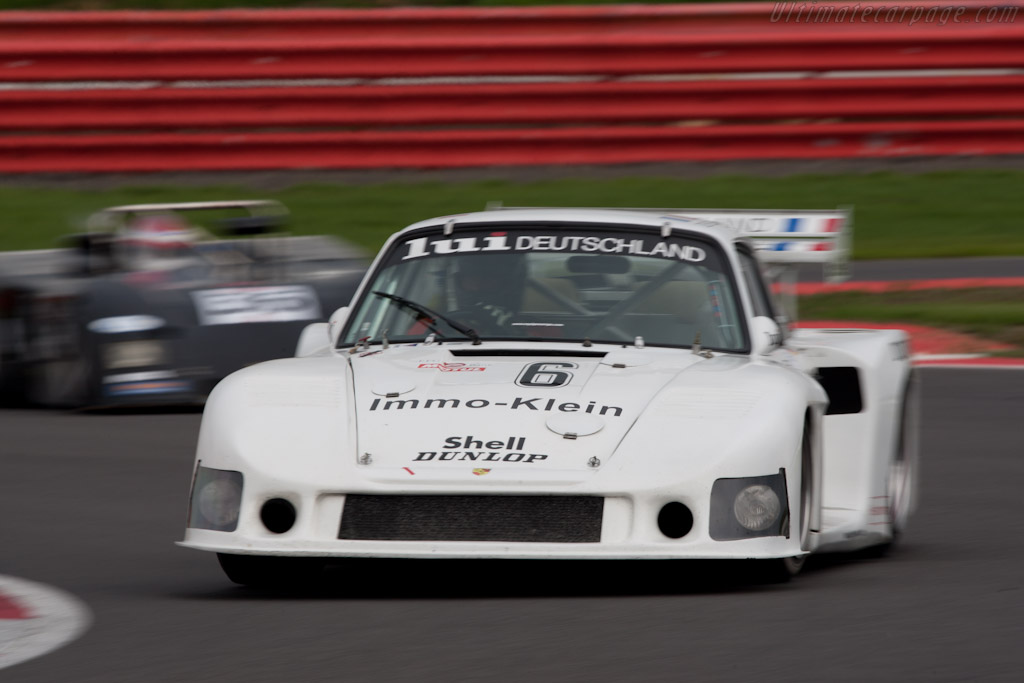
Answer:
[822,68,1024,79]
[0,68,1021,92]
[0,575,92,671]
[170,77,363,89]
[0,81,161,91]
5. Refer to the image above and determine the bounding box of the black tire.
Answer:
[868,370,920,557]
[217,553,326,588]
[25,309,100,409]
[890,371,919,538]
[29,352,95,408]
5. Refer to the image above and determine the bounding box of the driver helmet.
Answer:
[119,212,201,270]
[453,254,525,313]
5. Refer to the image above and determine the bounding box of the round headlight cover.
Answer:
[198,479,242,527]
[733,484,781,531]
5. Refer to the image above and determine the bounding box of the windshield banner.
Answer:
[391,227,716,267]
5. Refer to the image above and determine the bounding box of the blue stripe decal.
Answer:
[774,242,789,251]
[785,218,801,233]
[105,381,191,397]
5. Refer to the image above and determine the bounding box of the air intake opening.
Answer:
[815,366,864,415]
[449,349,606,358]
[260,498,297,534]
[657,502,694,539]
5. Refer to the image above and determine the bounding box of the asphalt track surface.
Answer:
[2,367,1023,682]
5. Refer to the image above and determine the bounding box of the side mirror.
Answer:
[328,306,350,346]
[295,322,330,357]
[750,316,783,356]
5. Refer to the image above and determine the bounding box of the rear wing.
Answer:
[662,208,853,326]
[485,203,852,283]
[85,200,289,235]
[658,208,852,284]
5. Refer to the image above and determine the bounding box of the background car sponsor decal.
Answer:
[472,468,491,476]
[191,285,321,325]
[104,379,191,396]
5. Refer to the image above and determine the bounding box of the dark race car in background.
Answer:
[0,200,366,409]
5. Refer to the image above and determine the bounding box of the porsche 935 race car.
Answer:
[0,200,366,409]
[180,205,918,585]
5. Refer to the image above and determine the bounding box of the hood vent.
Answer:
[449,349,607,358]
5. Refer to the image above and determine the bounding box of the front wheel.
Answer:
[217,553,326,588]
[749,422,814,584]
[28,353,95,408]
[749,555,806,585]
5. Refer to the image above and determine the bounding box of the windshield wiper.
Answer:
[372,291,481,345]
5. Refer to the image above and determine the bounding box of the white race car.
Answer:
[180,206,918,586]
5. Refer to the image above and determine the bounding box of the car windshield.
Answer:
[341,223,748,352]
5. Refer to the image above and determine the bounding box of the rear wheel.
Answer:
[891,372,919,537]
[217,553,326,588]
[870,371,920,557]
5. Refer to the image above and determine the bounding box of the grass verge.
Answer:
[2,170,1024,258]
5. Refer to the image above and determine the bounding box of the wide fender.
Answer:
[195,356,354,487]
[614,360,823,520]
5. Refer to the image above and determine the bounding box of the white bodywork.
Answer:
[180,208,915,566]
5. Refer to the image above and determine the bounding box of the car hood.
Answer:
[350,344,704,476]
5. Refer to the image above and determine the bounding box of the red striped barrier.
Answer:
[0,2,1022,172]
[0,2,1002,42]
[2,76,1022,131]
[3,31,1022,81]
[3,120,1023,173]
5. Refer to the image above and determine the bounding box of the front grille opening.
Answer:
[339,494,604,543]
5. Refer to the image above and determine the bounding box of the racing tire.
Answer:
[217,553,326,588]
[869,370,920,556]
[749,421,814,584]
[28,353,96,408]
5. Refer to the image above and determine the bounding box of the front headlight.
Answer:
[710,470,789,540]
[188,466,243,532]
[733,485,781,531]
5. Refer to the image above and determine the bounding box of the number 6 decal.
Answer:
[516,361,577,388]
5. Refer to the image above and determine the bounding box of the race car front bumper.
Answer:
[179,471,806,561]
